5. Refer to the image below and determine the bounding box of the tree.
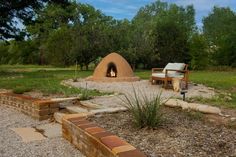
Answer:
[0,0,69,40]
[70,3,114,70]
[203,7,236,66]
[0,42,10,64]
[26,2,77,64]
[132,1,195,68]
[0,40,38,64]
[189,34,209,70]
[45,27,73,66]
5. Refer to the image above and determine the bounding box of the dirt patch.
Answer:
[89,108,236,157]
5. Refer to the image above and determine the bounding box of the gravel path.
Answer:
[0,105,84,157]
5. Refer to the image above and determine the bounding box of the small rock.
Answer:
[230,117,236,122]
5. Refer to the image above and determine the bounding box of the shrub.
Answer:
[121,88,164,129]
[79,83,92,100]
[13,86,32,94]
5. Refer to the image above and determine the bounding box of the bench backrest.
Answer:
[163,63,187,74]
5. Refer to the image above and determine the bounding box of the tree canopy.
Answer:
[0,0,235,69]
[0,0,69,40]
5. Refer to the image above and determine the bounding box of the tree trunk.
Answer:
[85,64,89,71]
[79,64,83,71]
[132,63,136,71]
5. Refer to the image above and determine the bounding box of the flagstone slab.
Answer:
[11,127,46,143]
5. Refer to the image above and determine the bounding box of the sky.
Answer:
[78,0,236,27]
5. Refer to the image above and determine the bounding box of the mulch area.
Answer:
[89,107,236,157]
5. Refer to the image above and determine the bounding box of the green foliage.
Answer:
[0,42,9,64]
[0,65,107,97]
[132,1,195,67]
[13,86,32,94]
[153,3,195,66]
[0,40,38,65]
[70,3,112,70]
[1,1,235,70]
[79,83,92,100]
[203,7,236,66]
[45,27,73,66]
[190,34,209,70]
[190,70,236,108]
[121,88,163,129]
[0,0,69,40]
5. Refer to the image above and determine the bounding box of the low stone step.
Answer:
[90,107,127,115]
[66,106,89,114]
[80,101,102,109]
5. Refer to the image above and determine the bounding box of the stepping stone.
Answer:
[11,128,46,143]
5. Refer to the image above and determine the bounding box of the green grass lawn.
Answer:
[189,71,236,108]
[0,65,100,97]
[0,65,235,107]
[134,69,236,107]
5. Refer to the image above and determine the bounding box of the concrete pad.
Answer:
[36,123,62,138]
[11,128,46,143]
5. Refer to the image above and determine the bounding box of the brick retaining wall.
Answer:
[62,114,147,157]
[0,93,59,120]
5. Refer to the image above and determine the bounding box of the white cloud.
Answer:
[174,0,236,11]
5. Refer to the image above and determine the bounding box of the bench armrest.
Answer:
[165,69,188,73]
[165,69,189,79]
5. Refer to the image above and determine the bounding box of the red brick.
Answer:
[117,149,147,157]
[49,103,59,108]
[93,131,114,140]
[34,109,50,116]
[85,127,105,135]
[78,123,97,130]
[101,136,127,150]
[71,119,90,126]
[67,117,86,122]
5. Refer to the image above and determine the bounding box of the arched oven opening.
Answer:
[106,62,117,77]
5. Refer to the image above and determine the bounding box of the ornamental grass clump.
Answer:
[121,87,164,129]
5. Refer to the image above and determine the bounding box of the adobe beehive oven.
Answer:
[87,52,140,82]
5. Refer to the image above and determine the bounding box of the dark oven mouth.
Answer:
[106,62,117,77]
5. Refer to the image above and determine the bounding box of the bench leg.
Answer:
[164,79,168,89]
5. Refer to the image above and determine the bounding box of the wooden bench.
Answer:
[151,63,189,89]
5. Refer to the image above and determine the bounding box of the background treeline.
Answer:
[0,1,235,69]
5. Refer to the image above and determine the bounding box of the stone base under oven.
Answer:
[86,76,140,82]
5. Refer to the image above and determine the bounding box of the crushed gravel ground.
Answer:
[0,105,84,157]
[90,108,236,157]
[64,79,216,109]
[66,79,216,99]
